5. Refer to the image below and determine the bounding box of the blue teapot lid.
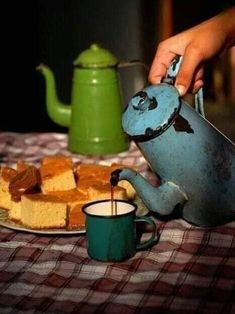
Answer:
[122,84,181,140]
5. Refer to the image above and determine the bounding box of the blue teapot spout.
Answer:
[111,168,188,216]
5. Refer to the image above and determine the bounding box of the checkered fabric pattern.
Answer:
[0,132,234,313]
[0,132,148,172]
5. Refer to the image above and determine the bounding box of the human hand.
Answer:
[149,7,235,96]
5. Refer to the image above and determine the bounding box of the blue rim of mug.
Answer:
[82,199,137,218]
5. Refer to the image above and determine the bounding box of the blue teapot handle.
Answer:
[163,55,205,117]
[194,87,205,117]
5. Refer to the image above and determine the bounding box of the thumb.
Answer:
[175,46,203,96]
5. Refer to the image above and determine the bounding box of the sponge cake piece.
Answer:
[0,167,17,210]
[8,165,41,222]
[110,163,136,199]
[16,161,31,173]
[21,194,67,229]
[48,189,90,229]
[40,156,76,193]
[2,158,138,230]
[88,183,127,201]
[67,201,87,229]
[42,155,73,167]
[8,201,21,222]
[0,166,39,222]
[75,163,136,199]
[75,163,109,181]
[9,166,41,202]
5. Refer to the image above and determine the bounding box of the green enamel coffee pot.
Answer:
[38,43,132,155]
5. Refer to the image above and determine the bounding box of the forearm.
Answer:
[148,6,235,94]
[209,6,235,49]
[222,6,235,48]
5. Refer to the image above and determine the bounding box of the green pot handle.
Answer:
[135,216,157,250]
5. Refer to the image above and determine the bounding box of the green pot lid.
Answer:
[73,43,118,68]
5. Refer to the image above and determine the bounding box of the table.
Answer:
[0,132,234,314]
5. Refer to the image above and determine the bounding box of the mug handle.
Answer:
[135,216,157,250]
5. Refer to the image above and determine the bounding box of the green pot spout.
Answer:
[37,64,71,127]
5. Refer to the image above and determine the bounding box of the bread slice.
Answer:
[40,156,76,193]
[21,194,67,229]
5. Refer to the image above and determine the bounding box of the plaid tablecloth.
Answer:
[0,132,234,314]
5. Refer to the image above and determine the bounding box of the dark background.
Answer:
[0,0,233,133]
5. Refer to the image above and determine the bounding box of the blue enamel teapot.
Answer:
[111,57,235,227]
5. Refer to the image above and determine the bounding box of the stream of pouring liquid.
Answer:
[110,185,117,216]
[110,170,121,216]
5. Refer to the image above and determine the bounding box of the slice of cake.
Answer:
[77,177,101,193]
[110,163,136,199]
[48,189,90,229]
[0,167,18,210]
[75,163,109,181]
[40,156,76,193]
[88,183,127,201]
[42,155,73,167]
[0,166,41,222]
[75,162,136,199]
[8,201,21,222]
[9,166,41,201]
[68,201,87,230]
[21,194,67,229]
[16,161,31,173]
[7,165,41,222]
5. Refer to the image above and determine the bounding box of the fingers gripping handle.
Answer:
[163,55,205,117]
[163,55,183,85]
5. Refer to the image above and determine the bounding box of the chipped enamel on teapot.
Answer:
[111,57,235,227]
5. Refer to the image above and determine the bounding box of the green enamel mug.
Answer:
[82,199,157,262]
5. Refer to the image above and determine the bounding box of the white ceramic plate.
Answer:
[0,198,149,235]
[0,208,85,235]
